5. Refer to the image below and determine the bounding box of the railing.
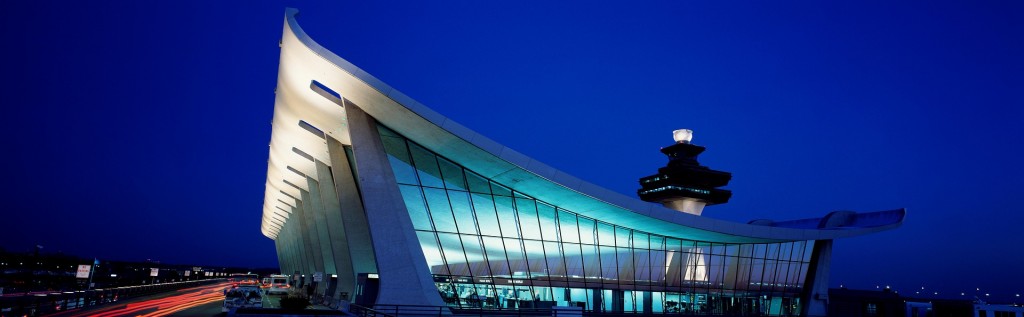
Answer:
[351,304,443,317]
[349,304,776,317]
[0,279,221,316]
[350,304,588,317]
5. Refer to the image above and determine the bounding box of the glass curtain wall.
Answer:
[378,125,812,316]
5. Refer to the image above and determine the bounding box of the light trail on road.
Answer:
[56,282,230,317]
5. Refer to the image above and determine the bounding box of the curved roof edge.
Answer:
[263,8,905,242]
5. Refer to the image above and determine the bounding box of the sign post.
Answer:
[76,264,93,290]
[76,265,91,279]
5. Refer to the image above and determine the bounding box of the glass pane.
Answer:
[763,259,778,292]
[650,235,666,252]
[408,143,444,188]
[634,250,650,283]
[802,241,815,262]
[493,196,520,238]
[558,210,579,243]
[470,193,500,236]
[599,246,619,281]
[447,190,478,235]
[797,263,811,289]
[504,238,528,277]
[544,241,567,277]
[650,250,667,283]
[516,198,542,240]
[597,223,616,246]
[634,232,650,250]
[461,234,490,276]
[379,134,418,185]
[582,243,602,281]
[465,171,491,194]
[423,187,457,233]
[725,244,739,258]
[437,157,467,191]
[617,247,635,285]
[536,202,559,242]
[523,240,547,277]
[399,185,432,231]
[666,238,683,252]
[711,243,726,255]
[615,227,631,248]
[482,236,510,277]
[490,182,512,197]
[563,243,584,278]
[417,231,447,275]
[577,217,596,245]
[779,242,793,262]
[438,232,469,276]
[774,260,791,292]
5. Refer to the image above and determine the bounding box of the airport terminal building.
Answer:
[260,9,904,316]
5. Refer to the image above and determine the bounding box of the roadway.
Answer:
[46,281,289,317]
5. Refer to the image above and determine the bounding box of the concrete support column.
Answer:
[281,218,296,276]
[289,214,309,285]
[326,136,378,300]
[281,220,295,283]
[305,175,337,295]
[291,201,317,283]
[281,219,294,275]
[281,229,292,276]
[345,103,445,307]
[275,239,286,274]
[287,224,298,277]
[297,192,326,286]
[802,240,833,317]
[314,159,356,300]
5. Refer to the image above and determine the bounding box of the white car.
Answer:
[223,285,264,313]
[265,275,291,295]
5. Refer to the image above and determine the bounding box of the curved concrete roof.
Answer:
[261,8,905,242]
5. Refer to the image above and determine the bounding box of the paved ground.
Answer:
[176,293,290,316]
[47,284,336,317]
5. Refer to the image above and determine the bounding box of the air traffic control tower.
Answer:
[638,129,732,216]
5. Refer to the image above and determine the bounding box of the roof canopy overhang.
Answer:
[260,8,905,242]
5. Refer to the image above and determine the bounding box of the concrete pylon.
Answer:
[802,240,833,317]
[345,102,445,308]
[313,158,357,300]
[326,136,379,301]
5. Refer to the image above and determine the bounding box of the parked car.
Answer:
[265,274,291,295]
[223,285,263,313]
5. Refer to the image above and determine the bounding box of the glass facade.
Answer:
[379,125,813,316]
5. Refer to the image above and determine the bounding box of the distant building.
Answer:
[826,288,1023,317]
[260,8,905,316]
[828,288,904,317]
[974,303,1024,317]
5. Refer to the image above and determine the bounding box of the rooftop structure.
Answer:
[638,129,733,216]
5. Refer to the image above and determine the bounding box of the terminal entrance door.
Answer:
[354,273,379,306]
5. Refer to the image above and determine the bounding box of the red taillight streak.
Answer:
[138,293,223,317]
[82,283,230,317]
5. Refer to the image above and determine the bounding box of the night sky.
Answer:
[2,0,1021,301]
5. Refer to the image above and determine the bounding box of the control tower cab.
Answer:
[638,129,732,216]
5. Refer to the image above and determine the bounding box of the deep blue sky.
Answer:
[2,0,1021,301]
